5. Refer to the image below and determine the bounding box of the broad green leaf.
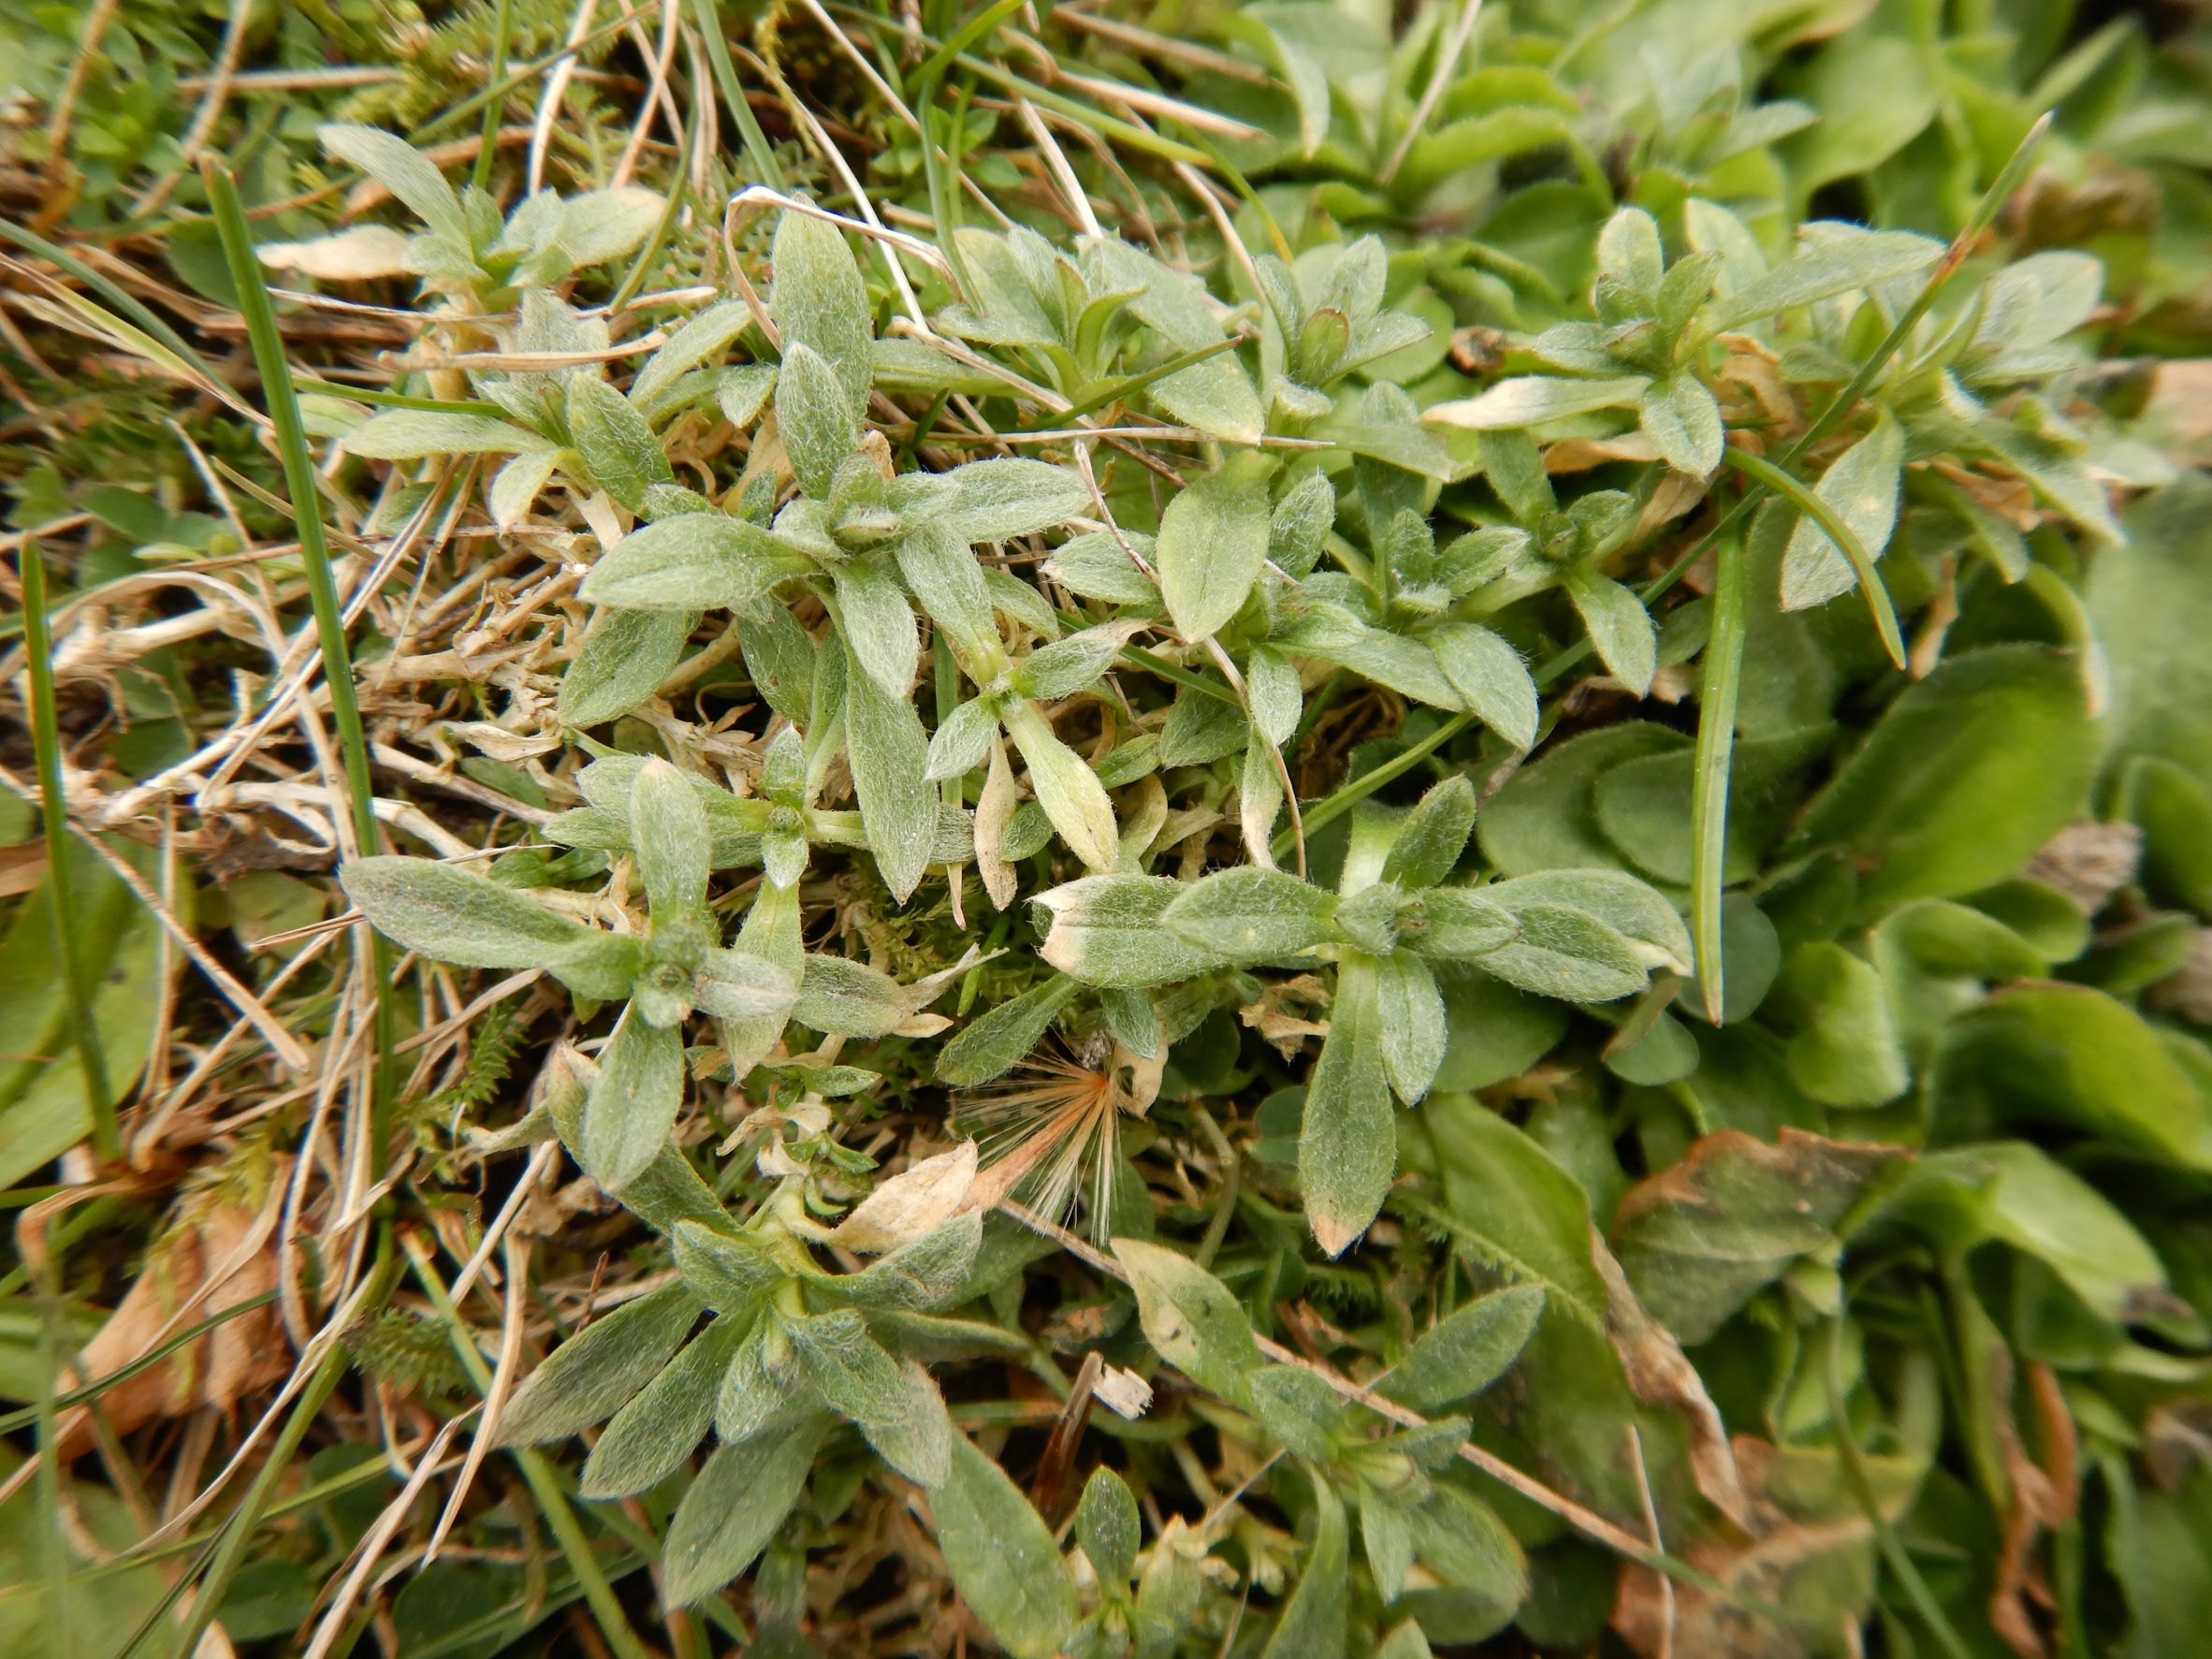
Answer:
[715,1322,808,1444]
[1930,984,2212,1169]
[835,1214,983,1312]
[1077,1468,1142,1588]
[1246,647,1303,747]
[1433,969,1566,1091]
[630,299,753,415]
[2089,475,2212,788]
[1428,623,1537,750]
[1112,1237,1263,1396]
[1792,645,2099,906]
[1883,1142,2174,1326]
[1396,888,1518,960]
[937,457,1089,543]
[1269,470,1336,576]
[1477,722,1686,877]
[785,1307,907,1428]
[793,953,907,1037]
[1701,224,1942,333]
[1483,868,1692,975]
[1777,942,1909,1106]
[1595,207,1663,309]
[1087,238,1262,441]
[1294,615,1465,710]
[1381,1284,1545,1407]
[559,606,695,726]
[771,208,873,415]
[553,186,662,268]
[894,520,998,667]
[842,636,935,901]
[934,1436,1080,1659]
[1564,570,1656,697]
[1784,35,1938,194]
[1364,1489,1418,1601]
[737,604,818,724]
[832,553,920,698]
[1424,375,1650,430]
[497,1283,704,1445]
[1039,875,1226,986]
[1375,950,1446,1104]
[318,124,466,241]
[1002,698,1119,872]
[1301,953,1394,1257]
[579,1314,746,1498]
[1044,531,1160,606]
[1159,866,1338,963]
[671,1219,783,1310]
[1158,680,1249,765]
[1014,621,1139,702]
[1472,902,1646,1002]
[339,857,635,998]
[580,1011,688,1188]
[862,1359,955,1487]
[1156,451,1276,643]
[1246,1363,1340,1461]
[1639,374,1724,475]
[563,374,669,509]
[1258,1477,1347,1659]
[662,1417,827,1605]
[489,448,560,529]
[1403,1485,1526,1637]
[776,341,857,498]
[937,973,1079,1086]
[1614,1129,1905,1344]
[1781,412,1902,609]
[341,411,553,459]
[630,758,710,924]
[579,513,805,612]
[1382,776,1477,890]
[1974,251,2103,359]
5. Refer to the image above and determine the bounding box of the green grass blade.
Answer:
[405,1239,658,1659]
[203,157,396,1143]
[21,542,117,1161]
[1825,1318,1976,1659]
[0,1291,279,1434]
[0,217,217,381]
[473,0,516,193]
[909,0,1027,94]
[690,0,786,190]
[201,163,381,868]
[1689,528,1749,1022]
[1722,447,1906,668]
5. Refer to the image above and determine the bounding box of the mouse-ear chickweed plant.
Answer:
[9,0,2212,1652]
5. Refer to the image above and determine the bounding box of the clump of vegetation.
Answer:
[5,0,2212,1654]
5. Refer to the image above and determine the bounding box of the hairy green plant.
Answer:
[8,0,2212,1654]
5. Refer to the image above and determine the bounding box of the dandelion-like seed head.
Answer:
[956,1034,1141,1239]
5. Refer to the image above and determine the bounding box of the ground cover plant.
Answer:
[4,0,2212,1652]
